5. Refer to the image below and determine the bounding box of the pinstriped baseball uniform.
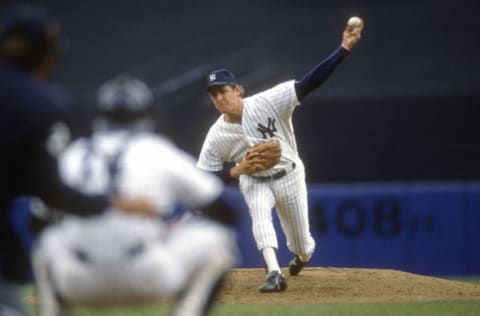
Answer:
[198,80,315,261]
[199,22,362,290]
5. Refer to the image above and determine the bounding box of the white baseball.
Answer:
[348,16,362,28]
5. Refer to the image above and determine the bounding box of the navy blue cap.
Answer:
[0,4,60,69]
[206,68,238,90]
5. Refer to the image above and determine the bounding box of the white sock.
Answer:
[262,247,281,273]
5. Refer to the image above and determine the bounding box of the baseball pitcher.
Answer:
[197,18,364,292]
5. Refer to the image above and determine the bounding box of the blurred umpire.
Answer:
[0,4,151,315]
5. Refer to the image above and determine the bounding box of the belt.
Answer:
[251,162,296,182]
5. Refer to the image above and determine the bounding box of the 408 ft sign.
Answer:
[310,198,433,239]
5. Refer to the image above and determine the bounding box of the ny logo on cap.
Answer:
[209,74,216,82]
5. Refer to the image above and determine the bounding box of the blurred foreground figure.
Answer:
[33,75,239,316]
[0,5,150,315]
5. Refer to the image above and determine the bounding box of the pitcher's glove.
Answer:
[241,140,281,175]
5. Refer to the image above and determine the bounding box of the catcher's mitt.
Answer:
[241,140,281,175]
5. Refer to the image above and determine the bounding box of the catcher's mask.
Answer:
[95,75,155,132]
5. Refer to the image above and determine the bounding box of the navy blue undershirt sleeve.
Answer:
[23,94,109,216]
[27,148,109,216]
[294,46,350,101]
[198,187,240,227]
[212,169,231,182]
[212,161,238,185]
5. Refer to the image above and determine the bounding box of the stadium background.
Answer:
[2,0,479,276]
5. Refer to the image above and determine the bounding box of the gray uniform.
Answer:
[34,128,237,316]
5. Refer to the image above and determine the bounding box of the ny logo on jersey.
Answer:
[257,118,277,139]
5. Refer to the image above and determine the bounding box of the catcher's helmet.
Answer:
[96,74,154,123]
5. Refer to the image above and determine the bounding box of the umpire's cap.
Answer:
[96,75,154,123]
[206,68,238,91]
[0,4,60,70]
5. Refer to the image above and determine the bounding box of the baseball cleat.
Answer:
[258,270,287,293]
[288,255,309,276]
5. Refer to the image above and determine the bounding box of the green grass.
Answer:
[26,299,480,316]
[24,277,480,316]
[35,300,479,316]
[210,301,480,316]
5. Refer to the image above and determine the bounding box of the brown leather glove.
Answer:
[241,140,281,175]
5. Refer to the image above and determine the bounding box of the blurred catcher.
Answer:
[33,75,239,316]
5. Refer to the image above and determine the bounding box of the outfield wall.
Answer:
[234,182,480,277]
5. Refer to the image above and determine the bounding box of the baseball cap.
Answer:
[0,4,60,70]
[206,68,238,90]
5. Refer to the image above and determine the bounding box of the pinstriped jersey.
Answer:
[197,80,300,176]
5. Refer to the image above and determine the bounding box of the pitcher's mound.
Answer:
[217,267,480,304]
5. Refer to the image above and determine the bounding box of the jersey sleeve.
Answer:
[257,80,299,118]
[197,127,225,172]
[58,138,107,195]
[170,149,224,209]
[116,136,224,216]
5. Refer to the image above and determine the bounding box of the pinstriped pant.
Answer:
[239,159,315,261]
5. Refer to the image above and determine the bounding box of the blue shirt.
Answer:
[0,62,107,281]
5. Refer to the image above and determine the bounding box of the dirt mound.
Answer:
[217,268,480,304]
